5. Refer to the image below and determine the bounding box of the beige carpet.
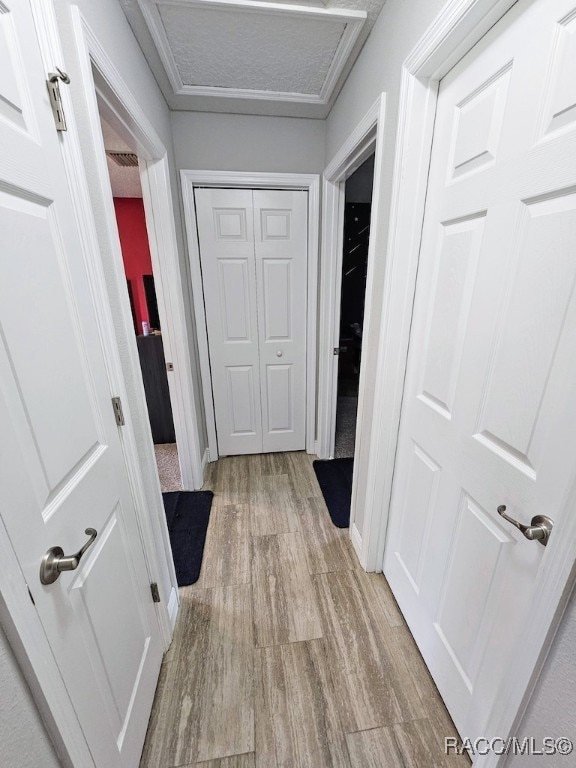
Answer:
[154,443,182,492]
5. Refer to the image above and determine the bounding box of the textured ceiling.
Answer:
[119,0,387,118]
[100,117,143,198]
[158,5,346,94]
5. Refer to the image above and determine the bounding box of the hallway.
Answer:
[140,452,468,767]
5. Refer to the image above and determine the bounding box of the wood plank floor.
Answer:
[140,452,470,768]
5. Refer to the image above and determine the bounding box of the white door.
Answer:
[384,0,576,742]
[195,188,307,455]
[0,2,163,766]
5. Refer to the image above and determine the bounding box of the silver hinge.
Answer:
[150,583,161,603]
[333,347,339,356]
[46,68,70,131]
[166,362,174,371]
[111,396,125,427]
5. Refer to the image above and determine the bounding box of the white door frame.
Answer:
[359,0,576,764]
[316,93,385,463]
[316,94,386,563]
[59,6,189,633]
[181,171,320,460]
[0,1,177,766]
[74,12,204,493]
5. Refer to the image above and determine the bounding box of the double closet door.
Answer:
[195,188,308,456]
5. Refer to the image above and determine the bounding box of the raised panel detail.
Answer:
[418,213,485,418]
[450,63,512,179]
[0,4,26,130]
[544,11,576,136]
[395,444,440,594]
[70,511,149,737]
[226,366,257,435]
[475,190,576,474]
[0,195,100,493]
[266,364,293,432]
[217,258,252,342]
[213,208,247,240]
[262,259,291,341]
[261,209,290,240]
[435,495,511,689]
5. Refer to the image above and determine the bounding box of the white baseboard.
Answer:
[167,586,179,630]
[350,522,363,565]
[201,448,210,482]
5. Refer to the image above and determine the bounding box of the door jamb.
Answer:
[316,95,386,561]
[316,93,385,463]
[78,16,204,493]
[180,170,320,460]
[59,7,189,643]
[360,0,576,763]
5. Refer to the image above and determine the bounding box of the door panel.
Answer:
[195,188,307,456]
[254,190,307,453]
[195,188,262,455]
[384,0,576,740]
[0,2,163,765]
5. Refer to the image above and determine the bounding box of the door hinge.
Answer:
[111,396,125,427]
[333,346,347,356]
[150,583,161,603]
[46,68,70,132]
[166,362,174,372]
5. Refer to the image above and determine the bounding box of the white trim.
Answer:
[80,17,203,494]
[316,94,385,464]
[167,586,180,629]
[350,521,362,561]
[180,170,320,459]
[355,0,573,765]
[62,7,182,648]
[201,447,210,473]
[137,0,365,105]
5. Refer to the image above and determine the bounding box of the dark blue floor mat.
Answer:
[312,458,353,528]
[162,491,213,586]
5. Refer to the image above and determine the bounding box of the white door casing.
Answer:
[384,0,576,742]
[0,1,163,765]
[195,188,308,456]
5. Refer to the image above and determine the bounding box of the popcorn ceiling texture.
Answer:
[120,0,387,115]
[158,4,346,94]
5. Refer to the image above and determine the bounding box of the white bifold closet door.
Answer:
[195,188,308,456]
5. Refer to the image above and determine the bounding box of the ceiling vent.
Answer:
[106,151,139,167]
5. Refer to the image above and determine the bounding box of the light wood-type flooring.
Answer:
[140,452,470,768]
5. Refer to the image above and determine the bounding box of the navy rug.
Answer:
[162,491,213,586]
[312,458,354,528]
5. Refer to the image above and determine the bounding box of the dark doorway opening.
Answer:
[334,153,375,458]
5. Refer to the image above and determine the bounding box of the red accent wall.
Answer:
[113,197,153,332]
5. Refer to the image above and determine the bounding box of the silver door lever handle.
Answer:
[40,528,97,584]
[497,506,553,547]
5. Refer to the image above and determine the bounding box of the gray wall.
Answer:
[0,627,60,768]
[171,112,326,173]
[506,591,576,767]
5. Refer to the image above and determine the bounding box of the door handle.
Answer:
[497,506,553,546]
[40,528,98,584]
